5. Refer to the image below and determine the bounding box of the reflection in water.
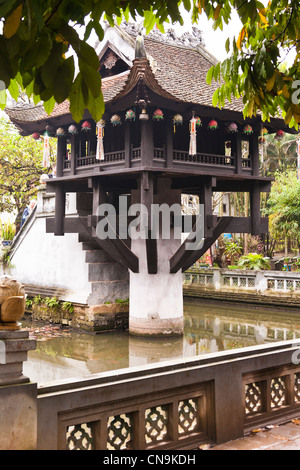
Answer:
[23,299,300,385]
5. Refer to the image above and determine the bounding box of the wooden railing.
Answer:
[61,147,253,173]
[37,340,300,450]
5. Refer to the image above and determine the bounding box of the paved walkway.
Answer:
[210,420,300,450]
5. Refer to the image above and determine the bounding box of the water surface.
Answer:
[23,299,300,385]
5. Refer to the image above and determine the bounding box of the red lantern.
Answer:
[32,132,40,140]
[208,119,218,130]
[82,121,92,131]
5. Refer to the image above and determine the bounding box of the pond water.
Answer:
[23,299,300,385]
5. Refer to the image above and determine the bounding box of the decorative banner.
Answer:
[96,119,105,161]
[43,130,50,168]
[189,116,197,156]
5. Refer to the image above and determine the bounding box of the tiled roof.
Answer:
[5,24,244,130]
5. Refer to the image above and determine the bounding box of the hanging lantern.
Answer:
[152,109,164,121]
[111,114,121,126]
[173,114,183,126]
[227,122,238,133]
[195,116,202,127]
[173,114,183,132]
[275,129,285,140]
[208,119,218,130]
[243,124,253,134]
[68,124,78,134]
[82,121,92,132]
[56,127,65,137]
[262,127,268,136]
[125,109,136,121]
[189,115,197,156]
[96,119,105,161]
[42,130,50,168]
[32,132,40,140]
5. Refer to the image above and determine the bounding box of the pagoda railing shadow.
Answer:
[62,147,253,174]
[36,340,300,450]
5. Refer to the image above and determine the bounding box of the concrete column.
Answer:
[0,330,37,450]
[129,178,184,336]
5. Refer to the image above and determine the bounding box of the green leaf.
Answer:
[79,60,101,98]
[43,96,56,115]
[8,77,19,101]
[212,88,219,107]
[206,66,214,85]
[86,89,105,122]
[69,73,86,123]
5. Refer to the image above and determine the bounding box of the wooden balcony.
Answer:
[61,146,254,178]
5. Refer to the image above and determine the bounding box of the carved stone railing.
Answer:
[36,341,300,450]
[184,268,300,307]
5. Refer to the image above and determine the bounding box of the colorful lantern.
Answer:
[262,127,268,136]
[68,124,78,134]
[275,129,285,140]
[111,114,121,126]
[243,124,253,134]
[173,114,183,125]
[125,109,136,121]
[152,109,164,121]
[227,122,238,133]
[82,121,92,132]
[195,116,202,127]
[32,132,40,140]
[208,119,218,130]
[42,130,50,168]
[56,127,65,137]
[96,119,105,161]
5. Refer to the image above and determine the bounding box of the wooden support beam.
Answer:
[124,120,131,168]
[250,131,260,176]
[170,217,233,273]
[232,133,242,175]
[166,116,173,168]
[200,178,213,237]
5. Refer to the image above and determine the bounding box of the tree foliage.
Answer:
[0,1,299,126]
[0,117,54,213]
[264,169,300,248]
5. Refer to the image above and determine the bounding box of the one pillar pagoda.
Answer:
[6,23,296,336]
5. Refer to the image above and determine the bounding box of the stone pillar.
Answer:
[129,178,184,336]
[0,330,37,450]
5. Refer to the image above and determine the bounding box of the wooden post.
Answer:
[232,133,242,174]
[250,182,261,235]
[140,119,153,166]
[70,134,78,176]
[200,177,213,237]
[56,135,66,177]
[166,117,173,168]
[250,131,260,176]
[124,120,131,168]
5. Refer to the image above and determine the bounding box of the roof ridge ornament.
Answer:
[135,35,147,59]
